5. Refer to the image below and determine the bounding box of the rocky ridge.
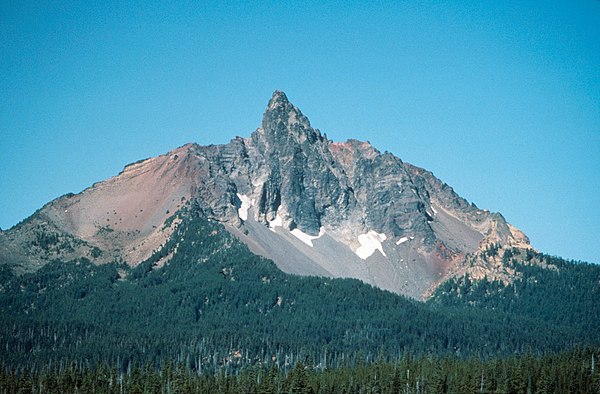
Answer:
[0,91,534,298]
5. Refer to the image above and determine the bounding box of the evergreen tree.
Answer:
[288,362,312,394]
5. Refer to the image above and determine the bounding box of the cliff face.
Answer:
[0,91,532,298]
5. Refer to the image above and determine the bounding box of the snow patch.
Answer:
[396,236,409,245]
[290,227,325,247]
[237,194,254,221]
[355,230,387,259]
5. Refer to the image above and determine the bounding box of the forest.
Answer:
[1,348,599,393]
[1,211,599,392]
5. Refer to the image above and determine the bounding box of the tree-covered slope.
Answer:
[1,210,598,371]
[429,249,600,337]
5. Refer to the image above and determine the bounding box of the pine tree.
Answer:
[431,361,448,394]
[143,362,162,394]
[126,364,144,394]
[171,362,191,394]
[288,362,312,394]
[391,368,403,394]
[258,365,277,394]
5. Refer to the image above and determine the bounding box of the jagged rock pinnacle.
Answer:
[259,90,320,145]
[267,90,290,110]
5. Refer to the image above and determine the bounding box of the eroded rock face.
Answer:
[247,91,349,235]
[0,90,533,298]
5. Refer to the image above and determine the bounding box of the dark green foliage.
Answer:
[90,246,102,258]
[1,348,598,393]
[32,230,59,250]
[430,249,600,339]
[1,212,599,383]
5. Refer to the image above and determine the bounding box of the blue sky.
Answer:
[1,1,599,263]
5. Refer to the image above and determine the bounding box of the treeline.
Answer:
[1,348,599,393]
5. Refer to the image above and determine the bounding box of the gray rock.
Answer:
[1,90,532,299]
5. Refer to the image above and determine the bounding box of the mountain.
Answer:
[2,91,599,379]
[1,91,533,299]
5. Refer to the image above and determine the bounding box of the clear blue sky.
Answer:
[1,1,599,263]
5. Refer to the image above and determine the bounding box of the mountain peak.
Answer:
[257,91,322,146]
[264,90,299,120]
[267,90,290,110]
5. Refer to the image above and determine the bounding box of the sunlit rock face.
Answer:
[0,91,531,299]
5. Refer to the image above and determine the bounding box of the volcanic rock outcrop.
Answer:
[0,91,532,298]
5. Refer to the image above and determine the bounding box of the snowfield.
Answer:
[237,194,253,221]
[291,227,325,247]
[355,230,387,259]
[396,236,409,245]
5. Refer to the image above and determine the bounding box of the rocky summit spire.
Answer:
[267,90,290,110]
[259,90,322,146]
